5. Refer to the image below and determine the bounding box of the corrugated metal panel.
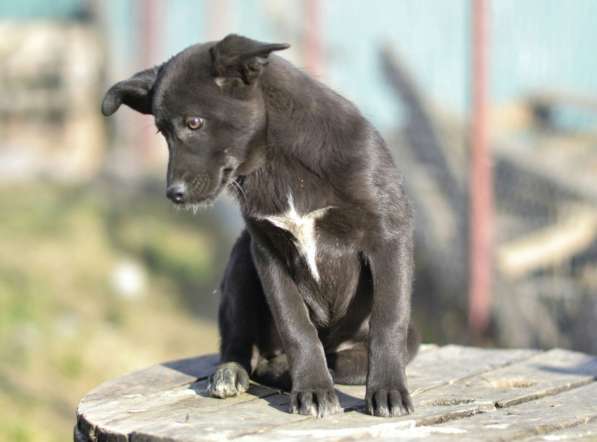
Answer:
[0,0,84,19]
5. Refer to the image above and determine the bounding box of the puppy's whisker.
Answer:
[230,179,247,202]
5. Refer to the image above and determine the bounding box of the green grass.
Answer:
[0,182,228,442]
[0,422,34,442]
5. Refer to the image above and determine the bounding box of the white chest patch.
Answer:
[263,194,331,282]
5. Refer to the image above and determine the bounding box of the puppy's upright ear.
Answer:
[211,34,289,86]
[101,65,161,116]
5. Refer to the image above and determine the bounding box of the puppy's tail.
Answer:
[406,323,421,364]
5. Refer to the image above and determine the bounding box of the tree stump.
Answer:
[75,345,597,441]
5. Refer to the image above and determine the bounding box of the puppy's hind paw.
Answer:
[207,362,250,398]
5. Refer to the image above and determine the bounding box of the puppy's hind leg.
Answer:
[405,323,421,364]
[208,230,266,399]
[327,324,420,385]
[326,344,368,385]
[252,354,292,392]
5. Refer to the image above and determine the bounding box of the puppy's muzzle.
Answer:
[166,182,187,204]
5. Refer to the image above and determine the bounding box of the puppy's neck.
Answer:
[236,144,267,176]
[236,127,268,176]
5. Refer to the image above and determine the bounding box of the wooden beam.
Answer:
[498,207,597,278]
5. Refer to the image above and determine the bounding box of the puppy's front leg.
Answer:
[366,229,415,417]
[251,241,341,418]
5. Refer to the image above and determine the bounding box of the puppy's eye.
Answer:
[185,116,204,130]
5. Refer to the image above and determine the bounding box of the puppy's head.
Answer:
[102,34,289,207]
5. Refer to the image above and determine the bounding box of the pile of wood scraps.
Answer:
[380,47,597,352]
[0,22,105,182]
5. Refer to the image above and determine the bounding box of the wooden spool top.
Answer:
[75,345,597,441]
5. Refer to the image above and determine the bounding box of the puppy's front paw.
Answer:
[366,384,414,417]
[289,388,341,418]
[207,362,249,398]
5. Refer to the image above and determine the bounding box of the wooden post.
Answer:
[469,0,493,335]
[304,0,324,79]
[137,0,158,161]
[204,0,231,40]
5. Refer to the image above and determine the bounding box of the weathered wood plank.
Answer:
[76,355,220,439]
[416,348,597,410]
[76,346,538,441]
[77,355,276,440]
[82,374,366,440]
[425,381,597,441]
[81,354,219,405]
[76,346,597,442]
[395,344,536,395]
[82,382,281,439]
[249,381,597,442]
[337,345,538,400]
[124,386,493,442]
[226,402,497,442]
[119,393,306,442]
[75,346,427,418]
[238,349,597,441]
[523,419,597,441]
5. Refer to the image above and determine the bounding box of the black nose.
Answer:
[166,183,186,204]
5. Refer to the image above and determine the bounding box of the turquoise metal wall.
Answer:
[0,0,82,18]
[3,0,597,129]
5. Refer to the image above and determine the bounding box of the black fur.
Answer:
[102,34,419,418]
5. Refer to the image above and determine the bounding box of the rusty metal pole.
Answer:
[469,0,493,335]
[304,0,323,79]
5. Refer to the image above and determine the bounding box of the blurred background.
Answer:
[1,0,596,440]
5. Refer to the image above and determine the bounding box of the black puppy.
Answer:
[102,34,419,418]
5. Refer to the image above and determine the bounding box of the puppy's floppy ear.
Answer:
[211,34,289,85]
[101,65,161,116]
